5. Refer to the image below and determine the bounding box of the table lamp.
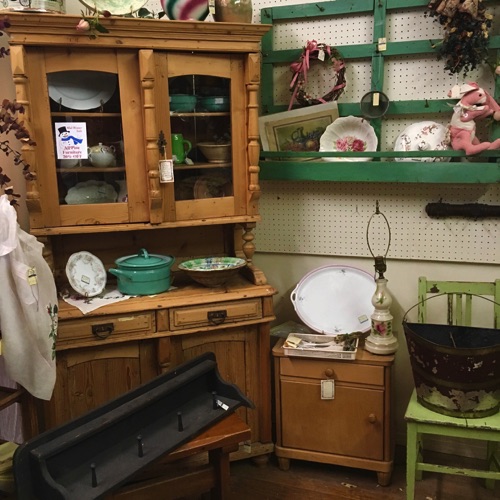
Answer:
[364,203,399,355]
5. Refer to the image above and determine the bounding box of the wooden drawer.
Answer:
[169,299,262,331]
[279,356,384,386]
[57,312,156,347]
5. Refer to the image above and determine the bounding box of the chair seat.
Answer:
[405,390,500,500]
[405,390,500,434]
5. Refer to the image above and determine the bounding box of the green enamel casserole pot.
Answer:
[108,248,175,295]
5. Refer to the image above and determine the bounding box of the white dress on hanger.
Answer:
[0,195,57,402]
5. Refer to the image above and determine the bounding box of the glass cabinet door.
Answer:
[35,49,149,227]
[50,70,124,202]
[161,53,246,221]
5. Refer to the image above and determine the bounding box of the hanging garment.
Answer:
[0,195,57,400]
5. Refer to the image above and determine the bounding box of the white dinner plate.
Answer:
[48,71,117,110]
[79,0,148,15]
[66,251,107,297]
[290,265,376,335]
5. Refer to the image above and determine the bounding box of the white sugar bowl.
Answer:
[88,143,116,167]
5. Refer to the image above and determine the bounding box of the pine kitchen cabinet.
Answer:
[6,14,274,461]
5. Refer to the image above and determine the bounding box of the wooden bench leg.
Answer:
[209,447,230,500]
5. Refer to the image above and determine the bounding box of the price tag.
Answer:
[318,48,325,61]
[216,399,229,411]
[27,267,37,285]
[321,379,335,400]
[159,159,174,183]
[208,0,215,14]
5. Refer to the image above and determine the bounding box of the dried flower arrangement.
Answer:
[0,17,35,207]
[425,0,493,76]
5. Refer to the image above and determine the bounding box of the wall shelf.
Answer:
[259,0,500,184]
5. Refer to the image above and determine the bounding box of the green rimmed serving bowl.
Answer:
[178,257,246,287]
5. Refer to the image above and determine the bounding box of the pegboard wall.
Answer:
[256,182,500,264]
[253,0,500,264]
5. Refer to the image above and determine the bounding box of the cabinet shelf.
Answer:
[51,112,122,118]
[170,112,230,118]
[174,162,231,170]
[57,166,125,173]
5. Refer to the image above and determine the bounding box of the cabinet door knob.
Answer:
[324,368,334,377]
[368,413,377,424]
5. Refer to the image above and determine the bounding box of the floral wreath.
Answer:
[289,40,346,110]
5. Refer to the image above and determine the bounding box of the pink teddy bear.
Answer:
[448,83,500,155]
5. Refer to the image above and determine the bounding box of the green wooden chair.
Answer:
[405,277,500,500]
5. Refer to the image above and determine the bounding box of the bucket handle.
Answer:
[403,292,500,324]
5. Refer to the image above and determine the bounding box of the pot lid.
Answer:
[115,249,174,269]
[290,265,376,335]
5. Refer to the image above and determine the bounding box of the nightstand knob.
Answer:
[368,413,377,424]
[324,368,334,377]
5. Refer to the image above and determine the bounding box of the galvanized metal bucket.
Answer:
[403,297,500,418]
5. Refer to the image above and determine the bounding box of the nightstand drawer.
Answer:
[279,356,384,386]
[57,312,156,347]
[169,299,262,331]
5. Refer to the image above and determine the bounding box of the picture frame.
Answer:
[258,102,339,152]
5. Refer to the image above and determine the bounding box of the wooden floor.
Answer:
[229,448,500,500]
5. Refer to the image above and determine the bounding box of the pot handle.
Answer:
[139,248,149,259]
[108,268,123,277]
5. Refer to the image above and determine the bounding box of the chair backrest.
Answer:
[417,277,500,328]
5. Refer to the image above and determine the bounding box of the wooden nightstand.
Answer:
[272,338,395,486]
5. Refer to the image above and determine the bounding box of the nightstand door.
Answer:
[280,377,385,460]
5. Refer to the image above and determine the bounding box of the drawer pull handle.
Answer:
[207,310,227,325]
[368,413,377,424]
[325,368,334,377]
[92,323,114,339]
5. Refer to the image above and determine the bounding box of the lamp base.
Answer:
[364,334,399,355]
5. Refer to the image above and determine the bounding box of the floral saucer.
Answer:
[319,116,378,162]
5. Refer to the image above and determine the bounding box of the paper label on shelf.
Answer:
[159,159,174,183]
[321,379,335,399]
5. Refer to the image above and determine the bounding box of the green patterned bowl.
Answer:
[178,257,246,287]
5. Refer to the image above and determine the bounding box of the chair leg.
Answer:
[486,441,499,490]
[416,433,423,481]
[406,423,418,500]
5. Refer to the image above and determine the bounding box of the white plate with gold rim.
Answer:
[66,251,107,297]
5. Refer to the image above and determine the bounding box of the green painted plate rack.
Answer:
[259,0,500,183]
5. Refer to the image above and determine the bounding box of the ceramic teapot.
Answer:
[88,143,116,167]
